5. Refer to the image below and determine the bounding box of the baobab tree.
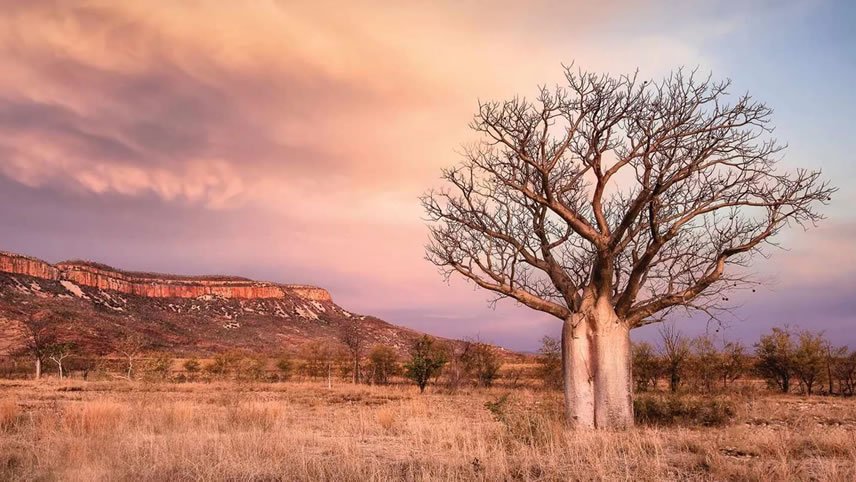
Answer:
[422,66,833,429]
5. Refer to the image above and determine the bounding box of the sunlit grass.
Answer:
[0,380,854,481]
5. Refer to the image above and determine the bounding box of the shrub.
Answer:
[207,350,242,378]
[275,354,293,381]
[830,349,856,396]
[147,353,173,381]
[182,358,201,381]
[689,335,720,393]
[236,356,266,382]
[366,345,399,385]
[462,342,502,387]
[792,330,825,395]
[755,327,795,393]
[183,358,200,373]
[633,394,736,427]
[719,341,749,388]
[659,324,690,393]
[404,336,447,393]
[631,342,660,391]
[299,341,338,380]
[536,336,562,390]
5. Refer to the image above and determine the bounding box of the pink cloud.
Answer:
[1,0,844,350]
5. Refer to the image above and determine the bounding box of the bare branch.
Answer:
[423,66,835,327]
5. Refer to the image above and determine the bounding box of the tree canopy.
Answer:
[424,67,834,326]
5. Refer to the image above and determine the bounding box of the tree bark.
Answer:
[562,315,595,428]
[562,301,634,429]
[591,309,634,429]
[35,358,41,380]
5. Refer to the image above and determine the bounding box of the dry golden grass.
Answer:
[0,397,18,432]
[0,380,854,481]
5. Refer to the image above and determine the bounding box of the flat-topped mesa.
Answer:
[0,251,331,302]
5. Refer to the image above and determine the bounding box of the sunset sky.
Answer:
[1,0,853,351]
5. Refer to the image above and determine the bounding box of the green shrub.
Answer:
[404,336,447,393]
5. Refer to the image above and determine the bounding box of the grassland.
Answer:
[1,379,855,481]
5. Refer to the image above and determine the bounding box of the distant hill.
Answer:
[0,250,450,358]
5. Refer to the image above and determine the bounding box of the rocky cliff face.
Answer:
[0,249,426,357]
[0,252,60,280]
[0,251,331,301]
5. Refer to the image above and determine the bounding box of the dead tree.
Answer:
[423,66,833,428]
[48,343,74,380]
[115,333,148,381]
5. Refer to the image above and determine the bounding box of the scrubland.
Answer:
[1,379,854,481]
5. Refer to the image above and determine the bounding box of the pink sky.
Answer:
[1,1,854,349]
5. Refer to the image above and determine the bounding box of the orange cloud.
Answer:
[0,0,731,211]
[0,1,801,349]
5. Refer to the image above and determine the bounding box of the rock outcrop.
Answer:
[0,249,434,357]
[0,252,60,280]
[0,251,331,301]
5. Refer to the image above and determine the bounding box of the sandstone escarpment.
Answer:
[0,252,60,280]
[0,251,331,301]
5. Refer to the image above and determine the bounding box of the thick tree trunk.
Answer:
[592,313,634,429]
[35,358,41,380]
[562,315,595,428]
[562,301,634,429]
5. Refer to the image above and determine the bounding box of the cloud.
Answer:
[1,0,844,351]
[0,0,729,208]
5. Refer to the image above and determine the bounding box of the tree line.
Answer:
[535,325,856,396]
[6,310,504,392]
[8,307,853,397]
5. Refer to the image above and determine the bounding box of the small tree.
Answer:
[631,342,660,391]
[719,341,749,388]
[339,322,366,384]
[183,358,201,381]
[659,324,690,393]
[115,332,148,381]
[275,354,293,381]
[207,350,243,379]
[830,349,856,396]
[366,345,399,385]
[755,327,795,393]
[792,330,825,396]
[48,342,74,380]
[404,336,447,393]
[147,353,173,381]
[76,357,99,381]
[299,341,337,385]
[690,335,720,393]
[237,355,266,382]
[15,310,56,380]
[463,342,503,387]
[536,336,562,390]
